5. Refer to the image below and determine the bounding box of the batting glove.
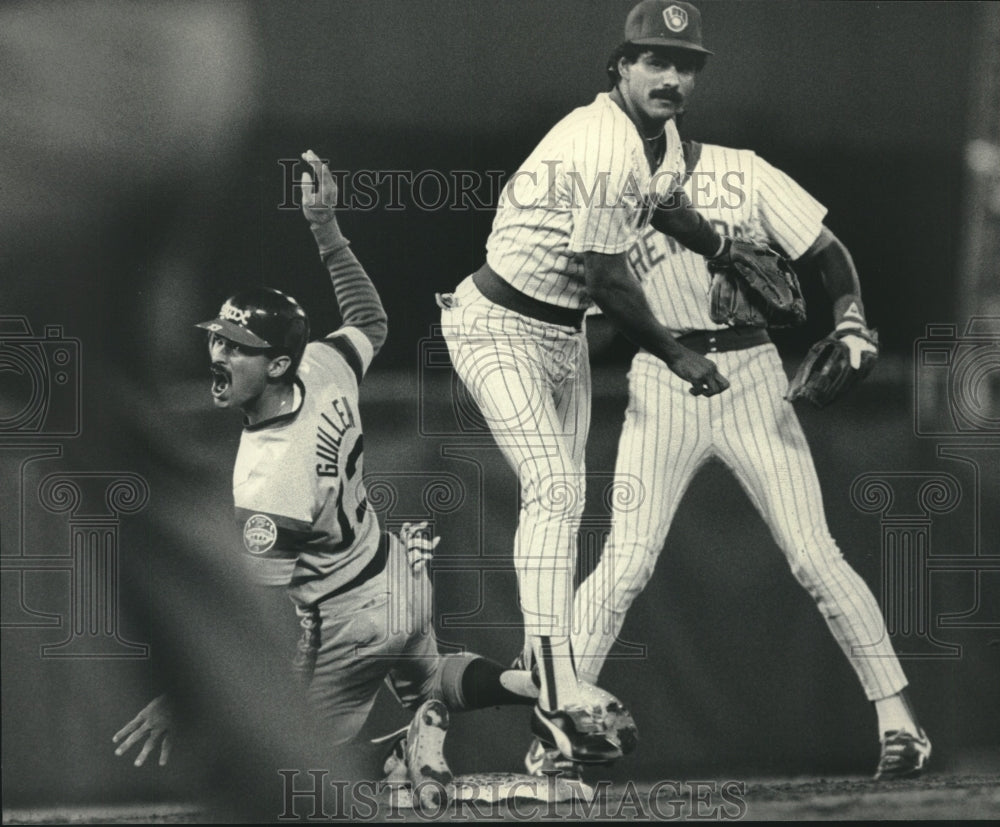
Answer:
[399,521,441,572]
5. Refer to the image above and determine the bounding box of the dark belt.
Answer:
[676,326,771,355]
[472,264,586,330]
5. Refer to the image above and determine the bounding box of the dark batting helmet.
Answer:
[196,287,310,375]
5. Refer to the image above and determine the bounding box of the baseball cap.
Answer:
[624,0,713,56]
[196,287,309,356]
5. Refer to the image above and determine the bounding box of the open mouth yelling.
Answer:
[210,364,231,399]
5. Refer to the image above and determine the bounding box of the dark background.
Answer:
[2,0,998,813]
[244,0,978,366]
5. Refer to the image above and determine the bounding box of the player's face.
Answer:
[207,332,275,411]
[620,49,698,125]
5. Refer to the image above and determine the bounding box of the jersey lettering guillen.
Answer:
[486,92,685,310]
[232,328,379,607]
[624,143,827,335]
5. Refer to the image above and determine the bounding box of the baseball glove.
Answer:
[785,326,879,407]
[708,239,806,328]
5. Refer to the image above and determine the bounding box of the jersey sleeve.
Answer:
[232,461,319,589]
[319,327,375,382]
[754,154,828,259]
[567,112,643,255]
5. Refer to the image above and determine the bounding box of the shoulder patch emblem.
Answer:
[243,513,278,554]
[663,5,688,32]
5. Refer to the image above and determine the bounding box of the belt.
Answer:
[472,265,586,330]
[676,326,771,355]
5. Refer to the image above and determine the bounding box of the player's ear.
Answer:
[267,354,292,380]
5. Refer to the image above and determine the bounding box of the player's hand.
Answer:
[300,149,339,225]
[835,322,878,370]
[399,521,441,572]
[665,347,730,397]
[112,693,173,767]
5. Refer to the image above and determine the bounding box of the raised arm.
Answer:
[301,149,388,356]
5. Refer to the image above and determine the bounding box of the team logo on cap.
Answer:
[663,5,688,32]
[243,513,278,554]
[220,299,252,326]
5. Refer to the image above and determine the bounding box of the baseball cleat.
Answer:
[575,682,639,755]
[873,728,932,780]
[525,736,585,778]
[373,725,410,785]
[405,699,453,809]
[532,704,623,765]
[603,699,638,755]
[522,739,596,802]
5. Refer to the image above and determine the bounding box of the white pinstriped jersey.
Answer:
[571,143,909,701]
[232,328,379,607]
[625,143,827,335]
[486,92,685,310]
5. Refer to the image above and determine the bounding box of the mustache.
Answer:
[651,89,684,103]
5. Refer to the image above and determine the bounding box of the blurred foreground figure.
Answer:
[1,2,365,819]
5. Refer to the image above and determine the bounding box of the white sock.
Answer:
[874,692,918,737]
[533,635,578,711]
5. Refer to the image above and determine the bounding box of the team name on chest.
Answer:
[315,396,356,478]
[627,219,750,279]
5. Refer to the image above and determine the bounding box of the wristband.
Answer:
[311,220,350,257]
[833,294,866,329]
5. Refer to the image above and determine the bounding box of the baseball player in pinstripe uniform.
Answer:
[564,147,932,777]
[114,152,540,802]
[438,1,786,765]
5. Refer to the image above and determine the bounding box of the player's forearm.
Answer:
[650,189,725,258]
[798,226,865,324]
[310,221,388,354]
[584,252,687,363]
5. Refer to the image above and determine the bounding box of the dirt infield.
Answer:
[4,772,998,823]
[740,773,1000,820]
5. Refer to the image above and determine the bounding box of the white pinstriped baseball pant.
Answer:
[573,344,908,701]
[441,275,590,642]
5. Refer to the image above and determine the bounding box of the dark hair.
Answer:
[606,42,708,88]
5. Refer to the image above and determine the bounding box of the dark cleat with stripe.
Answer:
[874,728,932,780]
[532,704,623,765]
